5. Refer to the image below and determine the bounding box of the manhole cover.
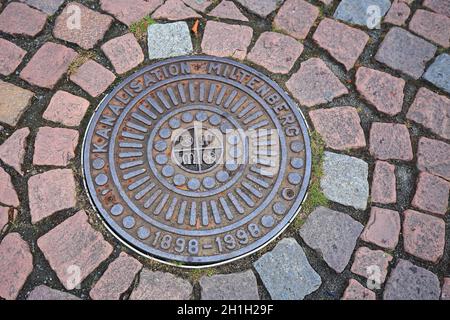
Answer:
[83,56,311,266]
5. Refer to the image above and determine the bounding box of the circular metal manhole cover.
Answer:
[83,56,311,266]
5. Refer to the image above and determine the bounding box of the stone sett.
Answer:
[100,0,163,26]
[0,2,47,37]
[384,259,440,300]
[130,269,193,300]
[43,91,90,127]
[309,107,366,151]
[371,161,397,204]
[27,285,80,300]
[102,33,144,75]
[441,278,450,300]
[273,0,319,40]
[53,2,113,50]
[334,0,391,27]
[182,0,213,12]
[423,53,450,94]
[247,32,303,74]
[409,9,450,48]
[384,0,411,26]
[90,253,143,300]
[342,279,376,300]
[38,210,113,290]
[209,1,249,21]
[0,233,33,300]
[351,247,392,283]
[201,21,253,60]
[148,22,193,60]
[313,18,369,71]
[361,207,401,250]
[19,0,65,15]
[0,39,27,76]
[70,60,116,98]
[403,209,445,263]
[33,127,79,167]
[0,127,29,175]
[417,137,450,181]
[369,123,413,161]
[300,207,364,273]
[355,67,405,116]
[20,42,78,89]
[0,81,34,127]
[407,87,450,140]
[254,238,322,300]
[286,58,348,107]
[152,0,201,20]
[0,167,20,208]
[236,0,283,18]
[375,27,437,80]
[412,172,449,216]
[28,169,77,224]
[424,0,450,18]
[321,152,369,210]
[199,270,260,300]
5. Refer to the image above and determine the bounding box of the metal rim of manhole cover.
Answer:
[82,56,311,267]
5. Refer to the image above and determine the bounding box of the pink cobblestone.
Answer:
[0,2,47,37]
[33,127,79,167]
[43,91,90,127]
[361,207,401,250]
[0,127,30,175]
[28,169,77,223]
[351,247,392,284]
[369,123,413,161]
[70,60,116,97]
[407,87,450,140]
[38,210,113,290]
[371,161,397,204]
[0,81,34,127]
[90,253,143,300]
[286,58,348,107]
[409,9,450,48]
[53,2,113,50]
[412,172,449,216]
[342,279,376,300]
[0,39,27,76]
[313,18,369,71]
[100,0,163,26]
[0,167,19,208]
[201,21,253,60]
[274,0,319,40]
[20,42,78,89]
[309,107,366,150]
[355,67,405,116]
[384,0,411,26]
[209,1,249,21]
[403,209,445,263]
[101,33,144,75]
[417,137,450,181]
[0,233,33,300]
[247,32,303,74]
[152,0,201,20]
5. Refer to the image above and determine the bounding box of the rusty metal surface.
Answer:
[82,56,311,266]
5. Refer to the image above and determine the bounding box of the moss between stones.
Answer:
[67,51,96,76]
[293,131,329,229]
[130,16,156,42]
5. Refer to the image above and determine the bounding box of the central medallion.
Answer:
[83,56,311,266]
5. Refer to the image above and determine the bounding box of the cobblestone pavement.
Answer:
[0,0,449,300]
